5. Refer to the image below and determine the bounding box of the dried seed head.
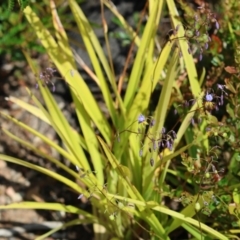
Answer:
[150,119,156,127]
[150,158,154,167]
[172,131,177,139]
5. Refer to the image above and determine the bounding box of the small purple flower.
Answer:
[215,21,219,30]
[217,84,224,90]
[166,140,170,149]
[78,193,83,199]
[138,114,145,123]
[205,93,213,102]
[195,30,200,37]
[174,108,178,115]
[166,140,173,151]
[199,53,203,61]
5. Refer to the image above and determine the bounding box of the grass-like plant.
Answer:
[0,0,240,239]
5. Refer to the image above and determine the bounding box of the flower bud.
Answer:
[195,202,201,211]
[222,132,228,138]
[205,172,210,178]
[109,214,115,221]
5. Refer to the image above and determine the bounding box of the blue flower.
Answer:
[205,93,213,102]
[138,114,145,123]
